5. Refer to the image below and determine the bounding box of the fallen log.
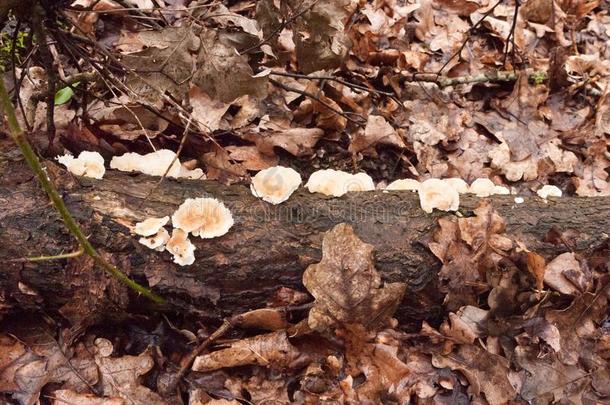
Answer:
[1,157,609,329]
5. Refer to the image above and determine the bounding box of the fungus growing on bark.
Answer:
[110,149,204,179]
[306,170,374,197]
[494,186,510,195]
[468,178,497,197]
[442,178,469,194]
[385,179,420,192]
[172,198,234,238]
[139,228,170,251]
[418,178,459,213]
[250,166,302,205]
[134,216,170,237]
[56,151,106,179]
[166,228,196,266]
[537,185,562,199]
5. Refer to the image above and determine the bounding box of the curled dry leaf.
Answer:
[432,345,516,404]
[349,114,405,155]
[93,338,166,404]
[192,331,303,372]
[302,223,406,331]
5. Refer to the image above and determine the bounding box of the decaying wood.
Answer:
[1,158,609,328]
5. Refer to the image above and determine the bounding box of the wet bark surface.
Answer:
[1,156,609,329]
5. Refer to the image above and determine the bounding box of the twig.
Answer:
[269,78,366,126]
[437,0,504,75]
[239,0,320,55]
[8,248,84,263]
[0,77,166,305]
[32,4,57,147]
[503,0,521,68]
[138,115,193,207]
[268,70,395,96]
[404,70,522,87]
[162,314,244,396]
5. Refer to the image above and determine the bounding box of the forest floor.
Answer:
[1,0,609,403]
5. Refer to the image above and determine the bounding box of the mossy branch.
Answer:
[0,76,166,305]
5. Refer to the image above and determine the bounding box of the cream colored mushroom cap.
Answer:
[344,173,375,193]
[172,198,234,238]
[139,228,170,251]
[57,151,106,179]
[172,198,206,233]
[493,185,510,195]
[134,216,170,237]
[110,152,144,172]
[418,178,459,213]
[469,178,496,197]
[442,178,469,194]
[166,228,196,266]
[306,169,352,197]
[386,179,420,191]
[141,149,182,177]
[537,185,562,199]
[250,166,302,205]
[191,199,234,239]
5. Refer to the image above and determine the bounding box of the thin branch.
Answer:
[0,77,166,305]
[268,70,395,96]
[239,0,320,55]
[269,78,366,126]
[8,248,84,263]
[437,0,504,75]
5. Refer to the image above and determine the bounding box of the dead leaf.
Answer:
[349,115,405,155]
[189,86,231,132]
[432,345,516,403]
[303,223,406,331]
[544,252,587,295]
[192,331,303,372]
[51,390,124,405]
[93,338,166,404]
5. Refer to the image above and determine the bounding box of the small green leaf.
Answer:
[54,82,80,105]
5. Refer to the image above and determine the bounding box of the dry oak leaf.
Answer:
[93,338,166,405]
[51,389,124,405]
[432,344,517,403]
[192,331,303,372]
[349,115,405,155]
[303,223,406,331]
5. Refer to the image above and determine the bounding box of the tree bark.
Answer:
[1,157,609,329]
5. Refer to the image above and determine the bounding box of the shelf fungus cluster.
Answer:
[56,151,106,179]
[305,169,375,197]
[110,149,204,179]
[384,177,519,213]
[134,198,233,266]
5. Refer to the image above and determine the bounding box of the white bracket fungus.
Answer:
[468,178,497,197]
[56,151,105,179]
[139,228,170,251]
[385,178,421,192]
[418,178,459,213]
[172,197,234,239]
[110,149,204,179]
[134,216,170,237]
[537,185,562,199]
[442,178,469,194]
[251,166,302,205]
[306,169,374,197]
[166,229,196,266]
